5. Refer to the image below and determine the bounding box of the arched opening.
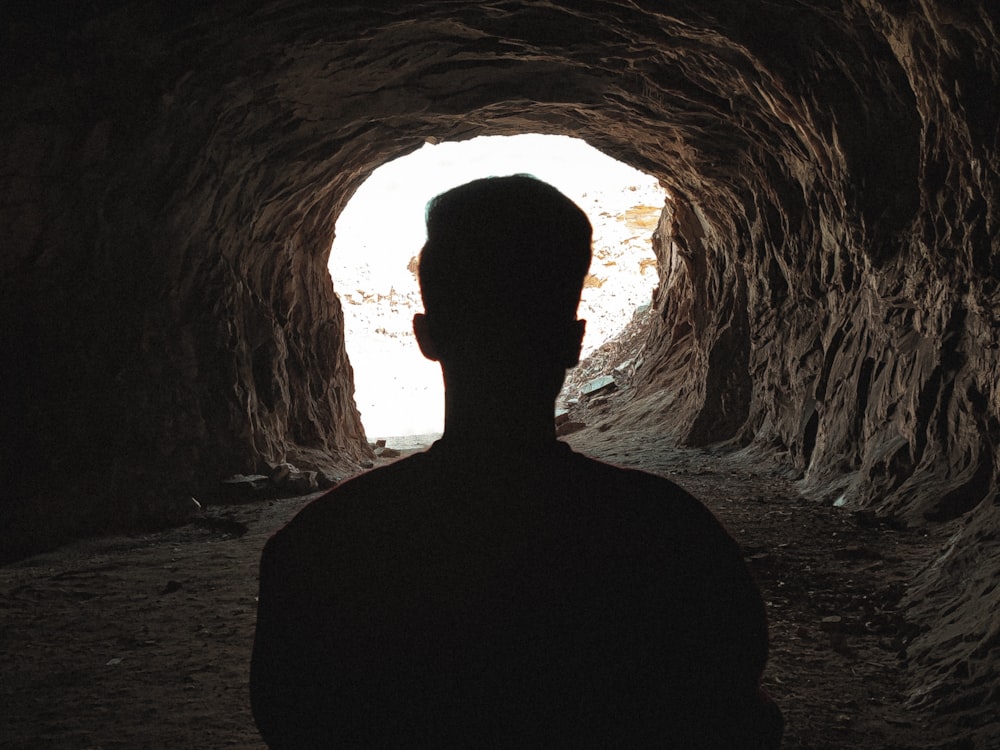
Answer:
[329,133,665,443]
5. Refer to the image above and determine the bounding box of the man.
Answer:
[250,175,783,748]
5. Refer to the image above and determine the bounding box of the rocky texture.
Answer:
[1,0,997,735]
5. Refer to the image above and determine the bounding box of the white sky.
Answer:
[330,134,655,280]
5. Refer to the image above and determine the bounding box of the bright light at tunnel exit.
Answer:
[329,134,666,442]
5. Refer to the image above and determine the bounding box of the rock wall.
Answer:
[1,0,997,728]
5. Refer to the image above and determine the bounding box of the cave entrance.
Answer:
[329,133,666,443]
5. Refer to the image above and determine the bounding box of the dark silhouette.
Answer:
[250,175,783,748]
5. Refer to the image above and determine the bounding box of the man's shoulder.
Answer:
[565,450,747,563]
[567,450,719,519]
[266,452,431,550]
[314,450,430,503]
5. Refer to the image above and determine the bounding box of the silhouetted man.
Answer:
[250,175,783,748]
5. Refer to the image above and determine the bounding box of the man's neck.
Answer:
[438,367,560,451]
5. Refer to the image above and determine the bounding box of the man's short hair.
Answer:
[418,175,592,338]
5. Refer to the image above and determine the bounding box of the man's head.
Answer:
[414,175,592,372]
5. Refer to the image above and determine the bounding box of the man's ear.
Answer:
[559,318,586,368]
[413,313,440,362]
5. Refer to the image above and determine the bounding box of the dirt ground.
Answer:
[0,424,981,749]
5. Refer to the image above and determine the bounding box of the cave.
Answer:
[2,0,998,745]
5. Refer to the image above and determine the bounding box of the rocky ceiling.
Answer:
[2,0,998,733]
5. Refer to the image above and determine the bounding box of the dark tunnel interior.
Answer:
[1,0,998,744]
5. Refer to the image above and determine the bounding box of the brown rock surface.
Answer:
[1,0,998,741]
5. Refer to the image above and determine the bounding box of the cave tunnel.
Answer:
[2,0,999,745]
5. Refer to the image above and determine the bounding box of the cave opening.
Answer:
[329,133,665,443]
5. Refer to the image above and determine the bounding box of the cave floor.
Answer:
[0,432,973,749]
